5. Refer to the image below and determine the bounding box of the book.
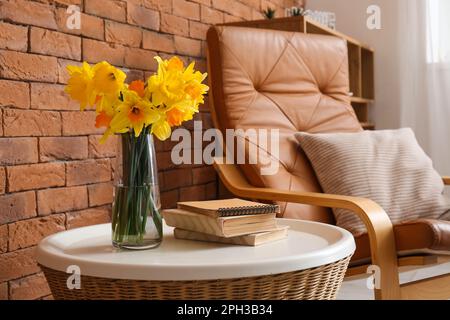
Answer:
[173,226,289,246]
[177,198,280,218]
[163,209,278,237]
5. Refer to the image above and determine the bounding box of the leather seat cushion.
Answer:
[352,219,450,263]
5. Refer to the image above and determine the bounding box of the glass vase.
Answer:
[112,129,163,250]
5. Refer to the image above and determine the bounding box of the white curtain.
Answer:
[398,0,450,175]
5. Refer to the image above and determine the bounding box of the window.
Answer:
[426,0,450,63]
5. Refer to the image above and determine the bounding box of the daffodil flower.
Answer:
[110,90,160,137]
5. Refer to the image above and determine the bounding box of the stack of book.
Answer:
[163,198,288,246]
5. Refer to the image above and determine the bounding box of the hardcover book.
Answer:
[163,209,278,237]
[177,198,280,218]
[173,226,289,246]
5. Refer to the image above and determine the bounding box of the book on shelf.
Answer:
[163,209,278,238]
[177,198,280,218]
[173,226,289,246]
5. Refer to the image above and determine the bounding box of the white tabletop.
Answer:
[36,219,355,281]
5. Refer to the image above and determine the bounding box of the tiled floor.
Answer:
[337,261,450,300]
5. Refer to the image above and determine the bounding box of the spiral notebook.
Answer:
[177,198,280,218]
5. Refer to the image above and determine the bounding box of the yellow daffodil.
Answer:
[110,90,159,137]
[92,61,126,113]
[151,116,172,141]
[66,56,208,143]
[128,80,145,98]
[147,56,188,109]
[64,62,95,110]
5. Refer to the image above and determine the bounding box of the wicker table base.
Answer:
[41,255,351,300]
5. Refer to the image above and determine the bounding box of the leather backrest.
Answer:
[207,26,362,223]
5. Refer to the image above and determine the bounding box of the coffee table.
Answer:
[37,218,355,300]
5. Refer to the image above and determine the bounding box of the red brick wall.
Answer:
[0,0,293,300]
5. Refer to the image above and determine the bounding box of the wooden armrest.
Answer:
[443,177,450,185]
[213,158,401,299]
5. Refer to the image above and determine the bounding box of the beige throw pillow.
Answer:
[295,128,450,235]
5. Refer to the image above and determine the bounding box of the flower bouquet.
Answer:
[65,56,209,249]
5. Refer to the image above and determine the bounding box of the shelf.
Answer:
[360,122,375,130]
[350,97,374,104]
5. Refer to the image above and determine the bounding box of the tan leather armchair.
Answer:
[206,26,450,300]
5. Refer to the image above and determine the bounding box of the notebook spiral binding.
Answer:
[217,204,280,217]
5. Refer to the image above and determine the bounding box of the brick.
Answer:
[242,0,260,9]
[3,109,61,137]
[37,186,88,215]
[173,0,200,21]
[0,138,38,165]
[0,247,40,282]
[0,225,7,253]
[0,191,36,225]
[9,273,51,300]
[105,21,142,47]
[0,80,29,109]
[85,0,126,22]
[143,0,172,13]
[125,48,158,71]
[66,206,111,229]
[30,27,81,60]
[7,163,65,193]
[66,159,111,186]
[163,168,192,190]
[200,5,224,24]
[205,181,217,199]
[88,135,117,158]
[224,13,243,23]
[83,39,125,66]
[212,0,252,19]
[0,0,57,30]
[40,136,88,162]
[0,22,28,51]
[161,189,178,209]
[179,184,206,201]
[174,36,202,57]
[55,0,83,5]
[88,182,114,206]
[62,111,103,135]
[0,109,2,136]
[31,83,79,111]
[127,3,160,31]
[251,8,263,20]
[156,151,176,171]
[0,168,5,195]
[0,282,7,300]
[0,50,58,82]
[189,21,210,40]
[57,59,82,84]
[56,9,105,41]
[124,69,144,82]
[192,166,216,184]
[142,31,174,53]
[8,214,66,251]
[9,272,51,300]
[160,13,189,36]
[190,0,211,5]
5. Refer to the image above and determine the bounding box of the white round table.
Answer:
[37,219,355,300]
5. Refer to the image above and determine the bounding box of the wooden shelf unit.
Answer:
[222,16,375,129]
